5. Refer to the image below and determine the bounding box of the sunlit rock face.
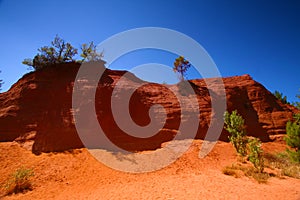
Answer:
[0,63,297,154]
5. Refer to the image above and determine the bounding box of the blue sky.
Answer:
[0,0,299,102]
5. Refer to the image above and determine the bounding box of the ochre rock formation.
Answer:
[0,62,297,154]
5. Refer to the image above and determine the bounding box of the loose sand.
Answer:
[0,140,299,200]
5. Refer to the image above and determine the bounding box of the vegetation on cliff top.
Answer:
[22,35,103,71]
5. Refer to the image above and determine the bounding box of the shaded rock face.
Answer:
[0,63,297,153]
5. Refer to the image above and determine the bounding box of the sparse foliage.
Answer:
[285,113,300,163]
[224,110,248,157]
[173,56,191,81]
[22,35,104,70]
[248,137,264,172]
[4,167,34,194]
[273,90,288,104]
[22,35,78,70]
[80,41,103,62]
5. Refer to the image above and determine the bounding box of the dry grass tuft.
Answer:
[3,167,34,195]
[264,152,300,179]
[243,167,270,183]
[222,165,241,178]
[222,163,270,183]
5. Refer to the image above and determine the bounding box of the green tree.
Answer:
[224,110,248,157]
[285,113,300,163]
[80,41,103,62]
[248,137,264,172]
[273,90,288,104]
[173,56,191,81]
[22,35,78,70]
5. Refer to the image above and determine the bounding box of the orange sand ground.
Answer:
[0,140,299,200]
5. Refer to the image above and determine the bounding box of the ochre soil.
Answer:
[0,140,299,200]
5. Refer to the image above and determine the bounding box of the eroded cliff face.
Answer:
[0,62,297,154]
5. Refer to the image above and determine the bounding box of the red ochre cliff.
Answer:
[0,62,297,154]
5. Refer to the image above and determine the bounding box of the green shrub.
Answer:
[22,35,78,70]
[4,167,34,194]
[22,35,103,71]
[273,90,288,104]
[285,113,300,163]
[224,110,248,157]
[248,137,264,173]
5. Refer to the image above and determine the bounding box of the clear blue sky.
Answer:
[0,0,299,102]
